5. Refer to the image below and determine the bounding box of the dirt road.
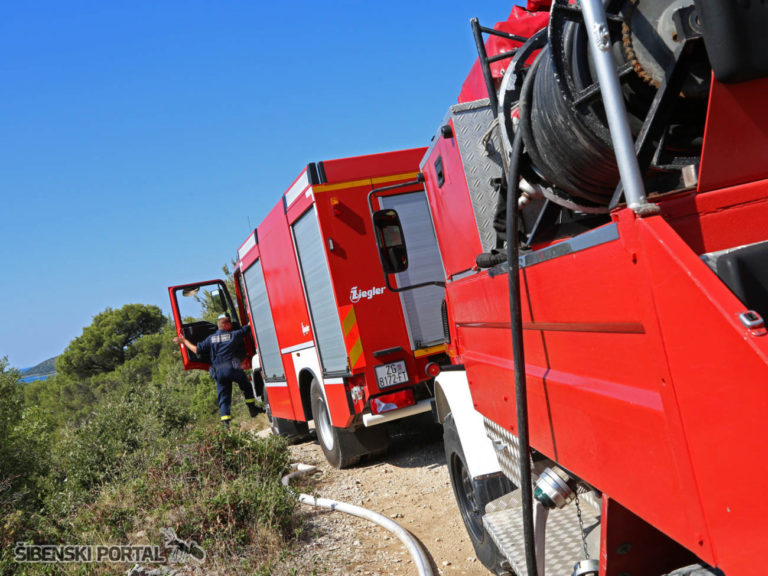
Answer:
[282,427,490,576]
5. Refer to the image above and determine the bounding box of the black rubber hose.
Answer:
[518,46,544,183]
[505,120,538,576]
[476,251,508,269]
[519,25,620,205]
[531,52,618,202]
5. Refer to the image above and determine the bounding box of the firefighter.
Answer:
[174,314,263,426]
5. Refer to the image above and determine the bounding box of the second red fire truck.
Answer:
[171,148,448,468]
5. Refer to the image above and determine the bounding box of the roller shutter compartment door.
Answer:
[243,259,285,380]
[293,207,348,374]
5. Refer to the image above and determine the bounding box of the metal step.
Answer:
[483,489,602,576]
[483,416,604,514]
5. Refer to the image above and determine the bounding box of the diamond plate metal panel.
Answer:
[484,417,534,488]
[576,484,603,515]
[485,488,523,515]
[484,418,604,513]
[450,99,505,254]
[483,491,602,576]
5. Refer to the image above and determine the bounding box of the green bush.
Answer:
[0,359,54,525]
[1,302,296,576]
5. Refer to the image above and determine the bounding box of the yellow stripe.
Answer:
[221,415,232,421]
[413,343,447,358]
[245,398,255,404]
[342,306,357,337]
[313,171,421,193]
[348,338,364,368]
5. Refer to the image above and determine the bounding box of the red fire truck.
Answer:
[170,147,448,468]
[373,1,768,575]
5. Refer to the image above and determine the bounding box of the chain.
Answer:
[574,491,590,560]
[621,0,659,87]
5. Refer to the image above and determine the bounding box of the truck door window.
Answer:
[172,281,241,365]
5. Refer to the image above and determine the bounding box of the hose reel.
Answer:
[516,0,710,211]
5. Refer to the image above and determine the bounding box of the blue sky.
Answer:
[1,1,523,369]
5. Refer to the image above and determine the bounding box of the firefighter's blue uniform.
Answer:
[196,324,257,423]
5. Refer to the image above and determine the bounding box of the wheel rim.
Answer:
[451,452,483,541]
[315,395,335,451]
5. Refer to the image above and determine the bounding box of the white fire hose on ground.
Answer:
[282,463,435,576]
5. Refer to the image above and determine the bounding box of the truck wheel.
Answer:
[250,370,265,402]
[264,386,309,440]
[310,378,389,469]
[443,413,512,575]
[310,378,360,468]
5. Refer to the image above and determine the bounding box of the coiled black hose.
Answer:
[519,31,620,205]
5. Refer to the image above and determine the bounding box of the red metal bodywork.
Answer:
[237,147,444,430]
[429,39,768,573]
[459,4,549,104]
[246,201,312,423]
[420,125,483,279]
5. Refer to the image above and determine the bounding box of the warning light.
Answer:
[425,362,441,377]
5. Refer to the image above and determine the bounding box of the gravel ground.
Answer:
[275,424,490,576]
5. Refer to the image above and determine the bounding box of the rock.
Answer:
[442,560,451,566]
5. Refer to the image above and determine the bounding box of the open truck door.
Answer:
[168,279,254,371]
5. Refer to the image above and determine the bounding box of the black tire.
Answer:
[443,413,513,575]
[250,370,265,402]
[310,378,388,469]
[264,385,309,440]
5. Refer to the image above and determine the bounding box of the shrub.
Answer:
[1,302,297,576]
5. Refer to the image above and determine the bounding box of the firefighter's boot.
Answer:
[246,400,264,418]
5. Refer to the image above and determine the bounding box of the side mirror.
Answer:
[373,209,409,274]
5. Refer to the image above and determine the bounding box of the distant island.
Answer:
[20,356,57,383]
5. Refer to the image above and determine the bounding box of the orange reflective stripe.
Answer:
[313,171,421,194]
[413,343,447,358]
[339,305,365,370]
[348,338,364,369]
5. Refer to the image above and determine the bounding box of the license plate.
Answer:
[374,361,409,389]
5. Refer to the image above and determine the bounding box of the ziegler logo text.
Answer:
[350,286,385,303]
